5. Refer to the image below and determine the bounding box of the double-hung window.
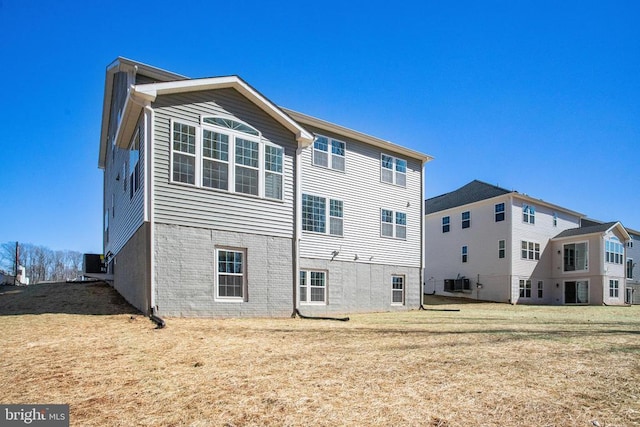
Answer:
[498,240,506,259]
[519,279,532,298]
[172,122,196,185]
[216,248,246,301]
[609,279,619,298]
[391,275,405,305]
[129,128,141,199]
[442,216,450,233]
[628,259,634,279]
[461,246,468,263]
[381,209,406,239]
[202,129,229,190]
[461,211,471,229]
[302,194,343,236]
[313,135,345,171]
[523,204,535,224]
[381,154,407,186]
[495,203,505,222]
[537,281,544,298]
[170,117,284,200]
[299,270,327,304]
[521,240,540,260]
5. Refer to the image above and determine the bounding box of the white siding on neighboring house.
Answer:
[509,196,581,303]
[425,195,512,302]
[151,88,298,238]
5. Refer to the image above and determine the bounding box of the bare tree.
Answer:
[0,242,84,284]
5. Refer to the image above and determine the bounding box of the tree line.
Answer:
[0,242,83,284]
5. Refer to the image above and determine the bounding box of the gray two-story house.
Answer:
[98,57,432,317]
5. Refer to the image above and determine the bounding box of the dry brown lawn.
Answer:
[0,282,639,426]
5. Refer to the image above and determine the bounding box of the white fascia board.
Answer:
[132,77,314,146]
[282,108,434,163]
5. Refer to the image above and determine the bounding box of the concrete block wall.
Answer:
[113,222,150,314]
[154,223,294,317]
[298,257,421,315]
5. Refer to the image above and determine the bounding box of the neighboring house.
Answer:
[583,219,639,304]
[98,57,432,317]
[424,180,631,305]
[626,228,640,303]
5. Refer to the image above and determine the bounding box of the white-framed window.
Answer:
[499,240,506,259]
[381,209,406,239]
[170,117,284,200]
[313,135,345,171]
[215,248,246,301]
[609,279,619,298]
[299,270,327,304]
[172,122,196,185]
[537,280,544,298]
[519,279,532,298]
[461,245,468,263]
[462,211,470,229]
[523,204,535,224]
[565,280,589,304]
[628,259,634,279]
[495,203,505,222]
[302,194,343,236]
[391,275,405,305]
[521,240,540,260]
[564,242,588,272]
[442,216,450,233]
[129,127,141,199]
[202,128,229,191]
[605,237,624,265]
[381,154,407,187]
[553,212,558,227]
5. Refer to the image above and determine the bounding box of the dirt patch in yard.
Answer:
[0,283,639,426]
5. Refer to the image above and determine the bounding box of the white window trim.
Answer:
[391,274,405,306]
[520,240,540,261]
[461,245,468,263]
[169,118,284,201]
[301,193,344,237]
[498,239,506,259]
[380,153,407,187]
[214,247,247,303]
[312,134,346,172]
[519,279,532,298]
[564,280,590,305]
[299,269,328,305]
[380,208,407,240]
[609,279,620,298]
[522,204,536,224]
[562,241,589,273]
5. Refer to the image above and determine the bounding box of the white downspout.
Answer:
[145,104,156,314]
[420,159,426,309]
[293,147,302,316]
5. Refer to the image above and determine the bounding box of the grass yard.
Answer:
[0,282,639,426]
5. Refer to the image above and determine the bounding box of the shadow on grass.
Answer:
[0,281,140,316]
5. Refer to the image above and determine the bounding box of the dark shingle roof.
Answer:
[553,222,618,239]
[425,180,512,214]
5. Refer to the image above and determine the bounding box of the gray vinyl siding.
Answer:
[299,124,423,268]
[151,88,298,238]
[107,72,129,147]
[104,114,146,257]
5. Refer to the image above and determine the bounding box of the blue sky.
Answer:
[0,0,638,254]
